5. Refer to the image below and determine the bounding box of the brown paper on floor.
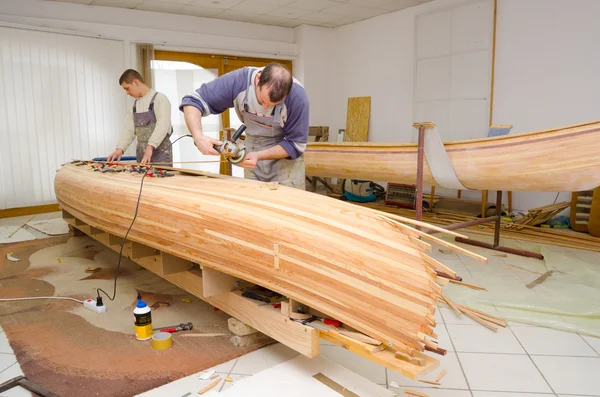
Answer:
[0,235,274,397]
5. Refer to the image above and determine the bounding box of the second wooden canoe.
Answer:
[304,121,600,192]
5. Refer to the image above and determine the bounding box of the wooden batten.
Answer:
[320,331,438,379]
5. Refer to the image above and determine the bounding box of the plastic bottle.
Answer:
[133,293,153,340]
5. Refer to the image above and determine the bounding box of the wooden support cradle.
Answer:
[62,210,439,380]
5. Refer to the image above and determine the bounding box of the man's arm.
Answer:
[180,68,250,155]
[183,106,220,156]
[277,84,310,159]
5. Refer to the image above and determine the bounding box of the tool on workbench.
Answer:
[153,322,193,333]
[214,124,247,164]
[147,170,174,178]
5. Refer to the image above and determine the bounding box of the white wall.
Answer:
[493,0,600,210]
[298,0,599,211]
[326,0,471,144]
[293,25,334,128]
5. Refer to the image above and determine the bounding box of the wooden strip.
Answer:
[409,236,432,252]
[440,295,462,316]
[405,389,428,397]
[273,243,280,270]
[526,270,553,289]
[419,380,441,386]
[0,204,60,219]
[395,351,426,367]
[420,254,457,278]
[338,330,383,346]
[319,331,439,379]
[435,369,447,382]
[7,215,35,238]
[197,377,221,394]
[383,217,487,263]
[448,279,487,291]
[435,276,449,286]
[456,305,507,327]
[313,373,360,397]
[462,310,498,331]
[378,213,468,239]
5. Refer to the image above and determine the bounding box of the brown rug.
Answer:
[0,235,272,397]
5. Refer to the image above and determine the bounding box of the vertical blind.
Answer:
[0,25,125,209]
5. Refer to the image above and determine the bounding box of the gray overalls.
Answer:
[133,92,173,166]
[241,74,305,189]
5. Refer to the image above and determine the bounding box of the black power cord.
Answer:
[96,134,192,305]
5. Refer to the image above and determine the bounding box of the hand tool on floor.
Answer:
[213,124,247,164]
[0,376,59,397]
[153,322,193,333]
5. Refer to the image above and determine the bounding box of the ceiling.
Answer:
[43,0,432,28]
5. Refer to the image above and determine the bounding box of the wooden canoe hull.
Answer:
[304,121,600,192]
[54,164,444,354]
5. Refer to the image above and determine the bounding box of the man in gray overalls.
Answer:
[107,69,173,166]
[179,63,309,189]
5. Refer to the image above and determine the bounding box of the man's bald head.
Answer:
[258,62,293,103]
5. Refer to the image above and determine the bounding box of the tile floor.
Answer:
[1,212,599,396]
[133,305,600,396]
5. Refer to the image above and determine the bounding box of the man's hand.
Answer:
[107,148,124,162]
[194,135,222,156]
[238,152,258,169]
[140,145,154,165]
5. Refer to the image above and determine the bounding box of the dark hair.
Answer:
[119,69,144,85]
[258,62,293,103]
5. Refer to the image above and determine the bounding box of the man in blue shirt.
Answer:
[179,62,309,189]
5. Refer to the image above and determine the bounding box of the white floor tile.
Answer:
[0,354,17,373]
[136,372,229,396]
[512,327,598,357]
[473,393,553,397]
[0,361,22,384]
[205,358,239,374]
[434,306,444,325]
[434,324,454,352]
[388,351,468,390]
[459,353,552,393]
[0,332,15,355]
[320,345,386,384]
[532,356,600,395]
[0,386,35,397]
[446,324,525,354]
[581,334,600,355]
[218,374,249,393]
[391,387,471,397]
[231,343,299,376]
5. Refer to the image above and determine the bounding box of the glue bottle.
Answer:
[133,293,153,340]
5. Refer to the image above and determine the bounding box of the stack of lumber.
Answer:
[358,202,600,252]
[507,201,570,230]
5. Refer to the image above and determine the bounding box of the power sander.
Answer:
[214,124,247,164]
